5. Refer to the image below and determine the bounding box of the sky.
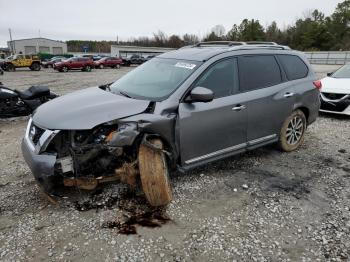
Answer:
[0,0,343,47]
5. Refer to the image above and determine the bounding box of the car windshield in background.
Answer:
[331,64,350,78]
[110,58,201,101]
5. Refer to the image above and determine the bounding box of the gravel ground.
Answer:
[0,65,349,261]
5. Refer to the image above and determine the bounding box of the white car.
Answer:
[320,63,350,115]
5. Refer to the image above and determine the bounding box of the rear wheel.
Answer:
[116,64,121,69]
[99,64,104,69]
[30,62,41,71]
[138,138,172,206]
[7,63,15,72]
[278,109,307,152]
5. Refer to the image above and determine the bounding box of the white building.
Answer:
[111,45,175,58]
[7,38,67,55]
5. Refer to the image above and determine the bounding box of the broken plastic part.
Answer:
[106,123,139,147]
[62,161,139,190]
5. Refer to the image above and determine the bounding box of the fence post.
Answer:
[345,52,349,65]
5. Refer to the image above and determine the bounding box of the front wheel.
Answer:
[138,137,172,206]
[62,66,68,72]
[84,65,92,72]
[278,109,307,152]
[6,64,15,72]
[30,63,41,71]
[116,64,121,69]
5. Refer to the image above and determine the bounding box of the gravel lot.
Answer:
[0,65,349,261]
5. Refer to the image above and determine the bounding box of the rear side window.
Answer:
[238,55,282,92]
[278,55,308,80]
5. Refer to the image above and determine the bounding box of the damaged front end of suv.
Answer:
[22,103,177,206]
[21,56,198,206]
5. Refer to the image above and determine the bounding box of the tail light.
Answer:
[313,80,322,90]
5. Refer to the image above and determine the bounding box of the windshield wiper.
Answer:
[118,90,132,98]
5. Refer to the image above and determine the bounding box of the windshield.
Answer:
[331,64,350,78]
[110,58,201,100]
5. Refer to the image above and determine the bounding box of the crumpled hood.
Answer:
[33,87,150,130]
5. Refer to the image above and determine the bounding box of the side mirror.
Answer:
[327,72,333,77]
[188,86,214,103]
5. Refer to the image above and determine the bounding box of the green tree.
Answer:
[238,19,266,41]
[329,0,350,50]
[226,24,240,41]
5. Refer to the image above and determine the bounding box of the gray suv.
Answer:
[22,42,320,206]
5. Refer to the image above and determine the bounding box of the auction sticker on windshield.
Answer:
[175,62,197,70]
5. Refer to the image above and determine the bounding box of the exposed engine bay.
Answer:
[46,123,140,184]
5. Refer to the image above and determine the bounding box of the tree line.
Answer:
[67,0,350,53]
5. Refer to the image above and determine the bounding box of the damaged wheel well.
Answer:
[133,132,177,170]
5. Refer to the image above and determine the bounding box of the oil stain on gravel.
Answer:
[72,187,171,234]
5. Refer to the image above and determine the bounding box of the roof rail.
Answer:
[193,41,290,50]
[195,41,245,47]
[245,41,278,45]
[229,44,291,51]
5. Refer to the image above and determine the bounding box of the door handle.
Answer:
[284,92,295,98]
[232,105,246,111]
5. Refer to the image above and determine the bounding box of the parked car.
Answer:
[94,57,123,69]
[122,54,146,66]
[82,54,108,61]
[53,57,93,72]
[320,63,350,115]
[22,42,320,206]
[2,54,41,71]
[42,57,65,68]
[146,55,156,60]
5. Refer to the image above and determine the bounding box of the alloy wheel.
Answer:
[286,115,304,145]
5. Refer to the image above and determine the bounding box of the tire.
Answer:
[138,138,172,206]
[116,64,121,69]
[84,65,91,72]
[278,109,307,152]
[7,64,15,72]
[99,64,104,69]
[30,62,41,71]
[48,92,58,99]
[62,66,68,72]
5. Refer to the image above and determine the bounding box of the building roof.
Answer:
[7,37,66,44]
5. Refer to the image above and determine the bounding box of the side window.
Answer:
[277,55,309,80]
[238,55,282,92]
[194,58,236,98]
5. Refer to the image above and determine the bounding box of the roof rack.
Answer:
[193,41,290,50]
[245,41,278,45]
[229,44,291,51]
[192,41,290,50]
[195,41,245,47]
